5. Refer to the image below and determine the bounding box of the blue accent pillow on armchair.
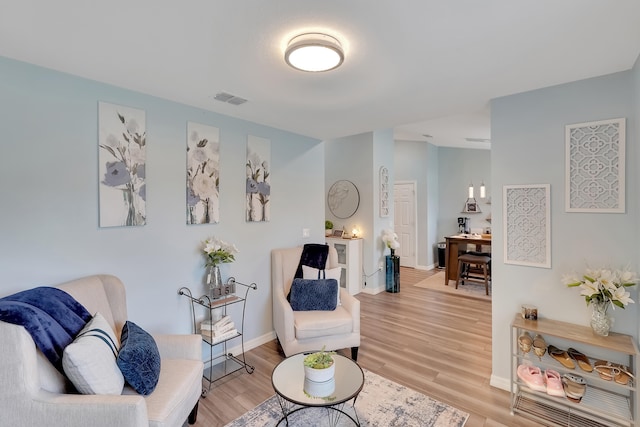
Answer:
[289,278,338,311]
[116,321,161,395]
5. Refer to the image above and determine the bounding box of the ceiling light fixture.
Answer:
[285,33,344,72]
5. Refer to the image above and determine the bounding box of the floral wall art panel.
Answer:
[565,118,625,213]
[98,102,146,227]
[186,122,220,224]
[503,184,551,268]
[246,135,270,222]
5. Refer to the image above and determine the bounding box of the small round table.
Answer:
[271,352,364,426]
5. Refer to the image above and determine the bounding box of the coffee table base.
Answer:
[275,394,360,427]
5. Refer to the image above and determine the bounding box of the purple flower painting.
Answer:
[187,122,220,224]
[246,135,270,222]
[98,102,146,227]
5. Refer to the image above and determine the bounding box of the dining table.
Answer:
[444,234,492,285]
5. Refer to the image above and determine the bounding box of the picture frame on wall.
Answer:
[465,202,477,212]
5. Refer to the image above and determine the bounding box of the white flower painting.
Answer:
[187,122,220,224]
[246,135,270,222]
[98,102,146,227]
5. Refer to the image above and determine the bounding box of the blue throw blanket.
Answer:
[0,287,91,373]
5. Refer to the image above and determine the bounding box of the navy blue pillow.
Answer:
[289,278,338,311]
[116,321,161,395]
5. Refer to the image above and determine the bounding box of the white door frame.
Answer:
[394,180,418,268]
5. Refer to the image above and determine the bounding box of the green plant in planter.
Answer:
[303,346,336,369]
[325,220,334,230]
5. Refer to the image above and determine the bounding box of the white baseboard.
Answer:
[360,286,385,295]
[489,374,511,392]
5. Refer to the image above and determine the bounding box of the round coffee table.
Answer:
[271,352,364,426]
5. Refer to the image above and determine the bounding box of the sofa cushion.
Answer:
[302,265,342,305]
[289,278,338,311]
[117,321,161,395]
[62,312,124,395]
[294,305,353,339]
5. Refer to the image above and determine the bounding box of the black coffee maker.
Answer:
[458,217,470,234]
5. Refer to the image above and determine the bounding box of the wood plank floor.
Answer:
[193,267,540,427]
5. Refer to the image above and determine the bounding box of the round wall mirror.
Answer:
[327,180,360,219]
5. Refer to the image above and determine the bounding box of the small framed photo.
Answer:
[465,202,477,212]
[332,229,344,238]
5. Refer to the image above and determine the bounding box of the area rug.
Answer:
[414,271,491,301]
[224,369,468,426]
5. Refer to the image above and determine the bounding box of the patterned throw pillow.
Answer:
[116,321,161,395]
[289,278,339,311]
[302,265,342,306]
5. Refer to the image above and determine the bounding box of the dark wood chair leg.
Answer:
[188,402,199,424]
[351,346,359,361]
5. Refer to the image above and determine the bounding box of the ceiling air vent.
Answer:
[213,92,248,106]
[465,137,491,143]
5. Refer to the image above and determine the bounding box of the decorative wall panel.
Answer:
[565,118,625,213]
[503,184,550,268]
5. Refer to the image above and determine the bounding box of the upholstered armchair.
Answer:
[271,246,360,359]
[0,274,203,427]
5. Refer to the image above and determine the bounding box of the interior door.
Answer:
[393,181,416,267]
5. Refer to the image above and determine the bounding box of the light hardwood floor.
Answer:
[193,267,540,427]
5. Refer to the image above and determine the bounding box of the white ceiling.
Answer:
[1,1,639,149]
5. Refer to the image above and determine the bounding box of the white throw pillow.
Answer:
[302,265,342,306]
[62,312,124,395]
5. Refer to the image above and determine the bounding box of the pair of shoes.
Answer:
[548,345,576,369]
[517,364,546,392]
[517,365,566,397]
[518,332,532,353]
[562,373,587,403]
[594,360,620,381]
[567,348,592,373]
[595,360,635,385]
[532,335,546,359]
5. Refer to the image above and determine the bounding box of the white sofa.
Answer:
[272,246,360,359]
[0,274,203,427]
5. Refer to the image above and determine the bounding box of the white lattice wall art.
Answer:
[565,118,625,213]
[503,184,551,268]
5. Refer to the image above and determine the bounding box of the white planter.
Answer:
[304,377,335,398]
[304,362,335,383]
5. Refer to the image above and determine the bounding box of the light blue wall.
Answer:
[490,69,638,386]
[437,147,491,238]
[325,130,394,292]
[0,56,325,347]
[394,142,490,268]
[395,140,432,268]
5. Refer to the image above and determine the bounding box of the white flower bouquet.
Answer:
[562,267,638,309]
[381,229,400,251]
[203,237,239,267]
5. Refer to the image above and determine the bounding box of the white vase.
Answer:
[304,362,335,383]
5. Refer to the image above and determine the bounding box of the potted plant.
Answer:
[303,347,336,382]
[325,220,334,237]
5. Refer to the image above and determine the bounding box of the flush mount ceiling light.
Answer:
[285,33,344,72]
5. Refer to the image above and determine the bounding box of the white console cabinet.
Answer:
[325,237,363,295]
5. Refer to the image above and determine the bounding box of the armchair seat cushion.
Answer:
[294,306,353,339]
[122,359,202,427]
